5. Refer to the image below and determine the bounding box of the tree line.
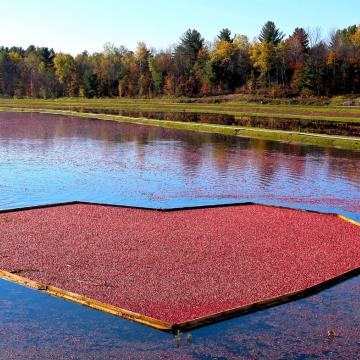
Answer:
[1,21,360,98]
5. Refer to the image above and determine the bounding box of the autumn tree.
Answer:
[209,39,250,92]
[285,28,309,91]
[251,22,286,90]
[54,53,77,96]
[328,25,360,93]
[250,41,274,86]
[134,42,151,96]
[1,23,360,98]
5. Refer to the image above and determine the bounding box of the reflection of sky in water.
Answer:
[0,112,359,221]
[0,111,359,358]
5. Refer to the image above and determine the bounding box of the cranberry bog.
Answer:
[0,202,359,333]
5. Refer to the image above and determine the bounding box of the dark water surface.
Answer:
[236,115,360,136]
[0,111,359,359]
[39,106,360,136]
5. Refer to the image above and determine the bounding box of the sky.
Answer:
[1,0,360,54]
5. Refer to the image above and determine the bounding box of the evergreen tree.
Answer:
[178,29,204,60]
[148,57,163,94]
[175,29,204,78]
[82,70,98,98]
[218,28,233,42]
[259,21,284,45]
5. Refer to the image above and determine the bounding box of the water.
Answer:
[237,116,360,136]
[0,275,359,359]
[28,107,360,136]
[0,112,359,221]
[83,108,360,136]
[0,111,359,358]
[80,108,238,125]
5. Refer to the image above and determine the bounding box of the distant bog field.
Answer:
[0,98,359,150]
